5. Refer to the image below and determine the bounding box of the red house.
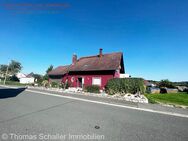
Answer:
[48,49,125,90]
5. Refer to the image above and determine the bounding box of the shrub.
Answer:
[105,78,145,95]
[51,81,59,88]
[59,82,65,89]
[8,75,20,82]
[85,85,100,93]
[33,74,43,85]
[42,80,49,88]
[145,86,151,94]
[65,81,70,89]
[160,88,167,93]
[158,79,175,88]
[59,81,70,89]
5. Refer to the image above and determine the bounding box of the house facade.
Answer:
[48,49,125,89]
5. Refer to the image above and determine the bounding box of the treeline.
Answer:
[147,80,188,87]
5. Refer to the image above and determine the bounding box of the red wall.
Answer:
[61,72,115,90]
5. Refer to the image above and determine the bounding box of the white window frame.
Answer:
[92,77,101,86]
[82,77,84,84]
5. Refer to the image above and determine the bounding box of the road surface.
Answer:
[0,86,188,141]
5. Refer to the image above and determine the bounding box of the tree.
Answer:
[8,60,22,75]
[0,60,22,84]
[8,75,19,82]
[33,74,43,84]
[46,65,53,74]
[0,65,8,76]
[43,65,53,80]
[158,79,175,88]
[0,60,22,76]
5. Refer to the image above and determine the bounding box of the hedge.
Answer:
[85,85,100,93]
[105,78,145,95]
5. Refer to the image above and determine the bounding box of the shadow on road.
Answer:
[0,88,26,99]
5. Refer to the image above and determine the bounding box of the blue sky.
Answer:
[0,0,188,81]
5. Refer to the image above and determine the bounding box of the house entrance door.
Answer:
[78,77,83,88]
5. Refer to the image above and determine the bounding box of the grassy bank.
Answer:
[0,81,29,86]
[145,93,188,106]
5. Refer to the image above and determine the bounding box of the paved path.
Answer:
[0,86,188,141]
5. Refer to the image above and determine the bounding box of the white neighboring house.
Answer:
[16,73,35,84]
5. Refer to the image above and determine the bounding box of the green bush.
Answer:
[85,85,100,93]
[51,82,59,88]
[105,78,145,95]
[42,80,49,87]
[8,75,20,82]
[60,81,70,89]
[158,79,175,88]
[145,86,151,94]
[59,82,65,89]
[65,81,70,89]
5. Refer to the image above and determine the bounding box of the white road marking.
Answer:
[25,89,188,118]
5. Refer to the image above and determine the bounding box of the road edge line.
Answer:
[25,89,188,118]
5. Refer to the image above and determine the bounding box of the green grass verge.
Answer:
[145,93,188,106]
[0,81,30,86]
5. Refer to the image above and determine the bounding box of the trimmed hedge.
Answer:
[85,85,100,93]
[105,78,145,95]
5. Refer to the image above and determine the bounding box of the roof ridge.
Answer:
[79,52,122,60]
[79,55,98,60]
[56,65,70,68]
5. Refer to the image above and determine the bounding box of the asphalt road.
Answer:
[0,87,188,141]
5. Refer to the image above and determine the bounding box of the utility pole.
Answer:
[3,63,9,85]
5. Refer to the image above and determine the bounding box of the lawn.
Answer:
[0,81,29,86]
[145,92,188,106]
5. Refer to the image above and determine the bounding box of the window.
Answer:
[92,77,101,86]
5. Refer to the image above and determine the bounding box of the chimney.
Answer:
[99,48,103,57]
[72,54,77,65]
